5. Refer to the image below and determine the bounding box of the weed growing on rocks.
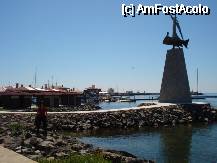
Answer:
[38,153,111,163]
[8,123,26,136]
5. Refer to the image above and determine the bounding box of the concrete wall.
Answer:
[159,48,192,103]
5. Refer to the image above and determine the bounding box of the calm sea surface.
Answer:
[99,94,217,109]
[80,94,217,163]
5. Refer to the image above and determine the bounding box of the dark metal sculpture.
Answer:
[163,15,189,48]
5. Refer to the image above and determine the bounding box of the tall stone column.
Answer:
[159,48,192,103]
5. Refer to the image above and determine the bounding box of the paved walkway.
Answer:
[0,146,37,163]
[0,102,175,114]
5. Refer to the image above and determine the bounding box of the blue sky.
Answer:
[0,0,216,92]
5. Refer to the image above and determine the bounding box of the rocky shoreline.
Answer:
[0,103,216,162]
[0,115,152,163]
[48,103,217,130]
[46,104,101,112]
[27,104,101,112]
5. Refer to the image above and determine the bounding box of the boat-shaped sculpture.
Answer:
[163,34,189,48]
[163,15,189,48]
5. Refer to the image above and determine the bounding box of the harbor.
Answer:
[0,0,217,163]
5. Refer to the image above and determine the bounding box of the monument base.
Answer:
[159,48,192,103]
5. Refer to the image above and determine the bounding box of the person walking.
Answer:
[35,99,48,136]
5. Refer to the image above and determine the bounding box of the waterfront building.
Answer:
[83,85,101,104]
[0,83,82,109]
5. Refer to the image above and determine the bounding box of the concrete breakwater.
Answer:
[0,103,216,131]
[50,103,217,130]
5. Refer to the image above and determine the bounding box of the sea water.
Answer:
[80,94,217,162]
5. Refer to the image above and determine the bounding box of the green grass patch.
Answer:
[0,107,6,111]
[38,153,111,163]
[8,122,26,136]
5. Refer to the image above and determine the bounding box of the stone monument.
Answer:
[159,15,192,103]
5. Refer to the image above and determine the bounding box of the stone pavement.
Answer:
[0,145,37,163]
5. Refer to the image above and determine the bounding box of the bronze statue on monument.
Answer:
[163,15,189,48]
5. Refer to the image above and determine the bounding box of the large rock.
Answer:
[30,137,43,146]
[39,140,54,149]
[159,48,192,103]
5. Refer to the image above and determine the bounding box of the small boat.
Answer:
[192,96,205,99]
[118,97,136,102]
[191,92,203,95]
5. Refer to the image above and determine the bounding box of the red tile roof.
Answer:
[0,85,82,96]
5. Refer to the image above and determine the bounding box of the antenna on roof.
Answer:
[51,75,54,87]
[34,67,37,88]
[48,80,50,88]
